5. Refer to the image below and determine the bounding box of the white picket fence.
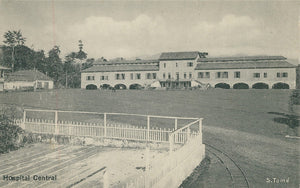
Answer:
[18,118,194,143]
[17,109,202,144]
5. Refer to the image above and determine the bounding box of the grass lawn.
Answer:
[0,89,299,187]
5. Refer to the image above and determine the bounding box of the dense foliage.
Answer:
[296,65,300,89]
[0,108,23,154]
[0,30,97,88]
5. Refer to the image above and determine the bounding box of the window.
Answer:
[164,63,166,68]
[198,72,204,78]
[223,72,228,78]
[130,73,134,80]
[253,73,260,78]
[163,73,166,79]
[136,73,141,79]
[100,76,108,80]
[184,72,187,79]
[282,72,288,77]
[168,73,171,79]
[187,62,193,67]
[264,73,267,78]
[115,73,125,80]
[216,72,228,78]
[37,82,42,88]
[86,76,95,80]
[152,73,157,79]
[176,72,179,80]
[277,72,288,78]
[198,72,210,79]
[234,71,240,78]
[205,72,210,78]
[277,72,281,78]
[176,63,178,67]
[189,72,192,79]
[146,73,151,79]
[146,73,157,79]
[44,82,49,89]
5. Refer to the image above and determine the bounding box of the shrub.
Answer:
[0,114,24,154]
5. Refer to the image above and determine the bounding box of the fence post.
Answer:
[147,116,150,142]
[187,127,191,142]
[55,111,58,134]
[103,169,109,188]
[22,110,26,130]
[199,118,203,144]
[169,133,173,154]
[174,118,178,130]
[198,118,203,134]
[104,113,107,137]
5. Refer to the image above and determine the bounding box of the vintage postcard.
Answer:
[0,1,299,188]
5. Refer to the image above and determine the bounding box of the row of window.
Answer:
[87,71,289,81]
[253,72,288,78]
[198,71,289,79]
[162,72,193,80]
[162,62,194,68]
[86,73,157,81]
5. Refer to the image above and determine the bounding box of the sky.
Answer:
[0,0,299,61]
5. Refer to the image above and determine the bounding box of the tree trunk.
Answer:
[11,46,15,72]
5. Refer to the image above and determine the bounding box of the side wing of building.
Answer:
[196,56,296,89]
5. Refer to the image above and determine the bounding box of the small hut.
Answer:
[4,70,53,91]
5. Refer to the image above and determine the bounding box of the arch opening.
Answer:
[272,82,290,89]
[233,83,249,89]
[215,83,230,89]
[86,84,97,90]
[114,84,127,90]
[252,82,269,89]
[100,84,112,90]
[129,84,143,90]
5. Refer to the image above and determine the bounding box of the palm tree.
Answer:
[3,30,26,72]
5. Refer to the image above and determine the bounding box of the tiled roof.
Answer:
[195,60,296,70]
[198,56,286,62]
[93,59,159,65]
[5,70,52,82]
[82,64,159,72]
[159,51,200,60]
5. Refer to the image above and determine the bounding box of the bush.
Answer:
[0,114,24,154]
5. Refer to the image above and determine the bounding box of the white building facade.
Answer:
[4,70,54,91]
[81,52,297,89]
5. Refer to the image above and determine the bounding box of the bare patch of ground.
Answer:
[0,143,167,188]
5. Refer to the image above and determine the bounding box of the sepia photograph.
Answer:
[0,0,299,187]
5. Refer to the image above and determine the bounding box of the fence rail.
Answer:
[18,109,202,145]
[15,109,205,188]
[17,118,200,144]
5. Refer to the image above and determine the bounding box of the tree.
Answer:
[46,46,63,87]
[76,40,87,61]
[3,30,26,72]
[34,50,47,73]
[0,45,36,71]
[82,58,94,70]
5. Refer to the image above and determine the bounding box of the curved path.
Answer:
[204,143,250,188]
